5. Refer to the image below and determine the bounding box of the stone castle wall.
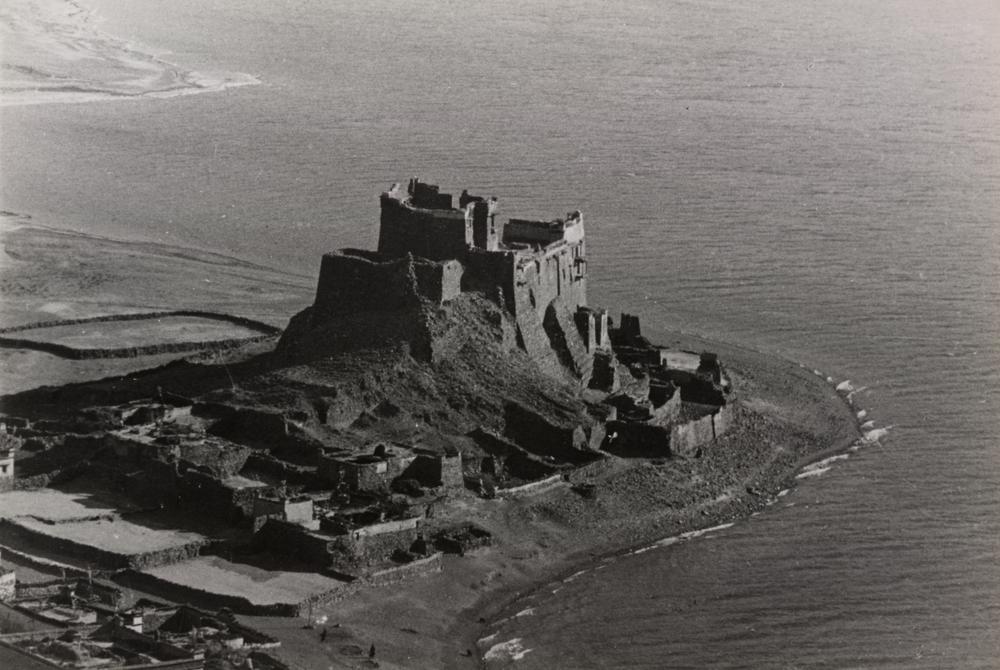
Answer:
[378,195,471,261]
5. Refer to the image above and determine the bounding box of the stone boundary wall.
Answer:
[362,552,442,588]
[0,625,101,644]
[113,569,344,618]
[498,474,564,497]
[0,311,281,336]
[116,554,442,618]
[350,517,420,539]
[0,311,280,360]
[670,412,716,456]
[13,460,89,491]
[114,569,298,617]
[0,542,91,578]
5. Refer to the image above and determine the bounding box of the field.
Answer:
[143,556,345,606]
[0,488,119,521]
[12,516,206,554]
[17,315,267,350]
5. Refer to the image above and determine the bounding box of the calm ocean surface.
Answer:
[2,0,999,667]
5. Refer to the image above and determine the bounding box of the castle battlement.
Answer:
[375,179,587,317]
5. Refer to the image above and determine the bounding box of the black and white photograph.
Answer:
[1,1,998,668]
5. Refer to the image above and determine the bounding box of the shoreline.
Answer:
[281,331,865,670]
[463,422,865,667]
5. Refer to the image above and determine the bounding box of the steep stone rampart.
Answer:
[542,300,593,382]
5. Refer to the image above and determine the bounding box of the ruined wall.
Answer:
[510,280,566,379]
[589,350,619,392]
[604,422,672,457]
[503,402,593,463]
[515,243,587,321]
[412,259,464,304]
[468,429,558,483]
[399,454,462,489]
[243,453,316,487]
[317,454,416,492]
[176,469,274,521]
[378,195,470,261]
[0,463,12,493]
[712,403,735,439]
[663,370,727,406]
[252,497,314,525]
[279,304,433,363]
[543,300,593,382]
[329,524,421,569]
[461,249,518,314]
[0,571,14,601]
[313,250,421,316]
[254,520,333,567]
[670,413,716,456]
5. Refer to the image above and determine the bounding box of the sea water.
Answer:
[2,0,999,667]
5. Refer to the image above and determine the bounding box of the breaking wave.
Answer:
[483,638,533,663]
[0,0,258,106]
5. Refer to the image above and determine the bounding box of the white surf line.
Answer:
[809,454,850,469]
[562,569,589,583]
[514,607,535,618]
[863,425,893,443]
[835,379,854,393]
[484,638,533,662]
[679,521,735,540]
[628,521,736,556]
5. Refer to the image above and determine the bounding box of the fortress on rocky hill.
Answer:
[283,178,610,385]
[280,178,733,459]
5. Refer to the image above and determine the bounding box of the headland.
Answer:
[0,182,862,669]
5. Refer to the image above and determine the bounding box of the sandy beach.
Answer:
[0,0,258,106]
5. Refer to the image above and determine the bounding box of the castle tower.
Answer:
[378,179,500,261]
